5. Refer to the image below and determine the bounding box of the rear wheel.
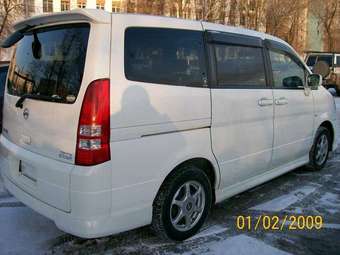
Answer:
[306,127,331,171]
[152,165,212,241]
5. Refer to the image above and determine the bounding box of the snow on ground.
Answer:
[249,186,317,212]
[187,225,229,241]
[0,175,8,197]
[184,235,292,255]
[0,207,62,255]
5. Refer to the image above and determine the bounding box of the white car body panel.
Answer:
[209,89,274,188]
[0,10,337,238]
[271,89,314,168]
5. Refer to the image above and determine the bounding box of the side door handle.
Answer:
[258,97,273,107]
[275,97,288,105]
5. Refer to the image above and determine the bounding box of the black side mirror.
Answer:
[307,74,322,89]
[282,76,303,88]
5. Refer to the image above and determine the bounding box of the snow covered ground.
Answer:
[1,97,340,255]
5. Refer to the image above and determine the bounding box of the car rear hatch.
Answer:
[1,10,111,212]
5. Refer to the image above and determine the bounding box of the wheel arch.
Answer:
[154,157,219,205]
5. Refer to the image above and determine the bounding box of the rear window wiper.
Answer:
[15,94,63,108]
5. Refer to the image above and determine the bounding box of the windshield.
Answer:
[7,23,90,104]
[306,56,317,66]
[317,55,333,67]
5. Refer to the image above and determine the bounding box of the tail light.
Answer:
[75,79,110,166]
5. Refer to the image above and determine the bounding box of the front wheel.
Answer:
[306,127,331,171]
[151,165,212,241]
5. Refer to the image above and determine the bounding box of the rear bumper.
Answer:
[0,135,152,238]
[2,173,151,238]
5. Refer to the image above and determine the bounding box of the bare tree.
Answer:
[199,0,225,23]
[154,0,166,16]
[311,0,339,51]
[124,0,135,13]
[0,0,24,38]
[0,0,24,60]
[264,0,308,53]
[228,0,238,26]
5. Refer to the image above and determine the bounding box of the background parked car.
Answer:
[305,51,340,95]
[0,61,9,132]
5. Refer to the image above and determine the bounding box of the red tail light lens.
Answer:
[75,79,110,166]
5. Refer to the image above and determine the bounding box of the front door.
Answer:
[266,43,314,169]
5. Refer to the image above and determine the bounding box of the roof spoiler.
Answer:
[1,9,110,48]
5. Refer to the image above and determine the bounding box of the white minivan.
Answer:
[0,9,337,241]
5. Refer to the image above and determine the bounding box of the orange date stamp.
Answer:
[236,215,323,231]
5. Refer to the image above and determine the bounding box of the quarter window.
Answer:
[269,50,306,89]
[125,28,207,87]
[214,44,266,87]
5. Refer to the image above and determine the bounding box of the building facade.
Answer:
[24,0,125,15]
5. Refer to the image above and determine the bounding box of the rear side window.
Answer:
[337,56,340,66]
[125,28,207,87]
[7,23,90,103]
[214,44,266,88]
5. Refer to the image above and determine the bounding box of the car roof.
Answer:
[14,9,288,45]
[12,9,303,65]
[13,9,111,31]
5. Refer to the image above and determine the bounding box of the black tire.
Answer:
[151,165,212,241]
[306,127,331,171]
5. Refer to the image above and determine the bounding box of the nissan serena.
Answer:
[0,10,336,241]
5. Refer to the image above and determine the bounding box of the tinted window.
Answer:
[317,55,333,67]
[214,44,266,87]
[0,66,9,95]
[7,24,90,103]
[269,50,306,89]
[125,28,207,87]
[306,55,317,66]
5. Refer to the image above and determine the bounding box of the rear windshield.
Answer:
[7,23,90,103]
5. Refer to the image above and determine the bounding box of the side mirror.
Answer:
[282,76,303,88]
[307,73,322,89]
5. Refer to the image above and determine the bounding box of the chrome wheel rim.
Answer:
[170,181,206,232]
[315,134,328,165]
